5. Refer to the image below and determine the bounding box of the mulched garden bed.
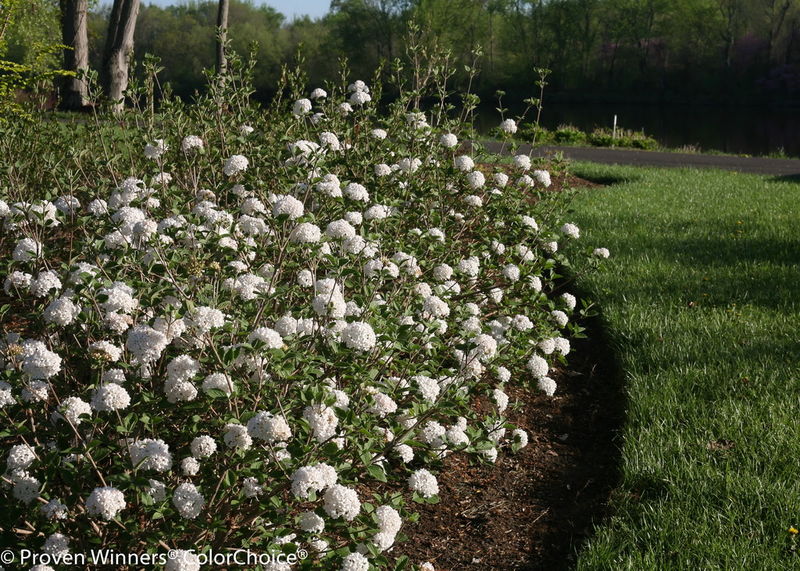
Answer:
[397,174,623,570]
[397,317,624,570]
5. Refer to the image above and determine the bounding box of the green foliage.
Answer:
[0,0,70,120]
[553,124,587,145]
[0,46,72,121]
[132,0,290,101]
[588,127,659,149]
[519,122,659,150]
[3,0,60,67]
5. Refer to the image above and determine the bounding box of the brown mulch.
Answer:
[546,173,604,194]
[395,307,624,566]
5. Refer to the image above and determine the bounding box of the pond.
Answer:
[476,102,800,157]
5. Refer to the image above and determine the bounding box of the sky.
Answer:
[142,0,330,21]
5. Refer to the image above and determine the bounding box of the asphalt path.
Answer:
[479,141,800,177]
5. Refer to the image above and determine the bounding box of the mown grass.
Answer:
[567,164,800,569]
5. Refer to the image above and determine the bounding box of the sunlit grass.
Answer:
[569,164,800,569]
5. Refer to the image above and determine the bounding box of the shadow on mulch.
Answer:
[395,312,626,571]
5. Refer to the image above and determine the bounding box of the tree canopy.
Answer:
[8,0,800,106]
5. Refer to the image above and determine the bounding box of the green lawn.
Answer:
[567,164,800,569]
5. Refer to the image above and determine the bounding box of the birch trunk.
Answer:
[216,0,230,75]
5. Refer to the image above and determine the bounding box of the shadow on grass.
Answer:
[569,165,641,187]
[768,174,800,184]
[624,235,800,311]
[575,173,639,187]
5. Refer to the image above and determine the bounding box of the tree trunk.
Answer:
[717,0,739,69]
[766,0,792,63]
[101,0,140,113]
[59,0,89,110]
[216,0,230,75]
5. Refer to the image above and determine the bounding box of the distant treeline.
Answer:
[9,0,800,105]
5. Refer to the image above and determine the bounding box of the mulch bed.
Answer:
[396,318,624,570]
[396,174,623,570]
[545,173,604,194]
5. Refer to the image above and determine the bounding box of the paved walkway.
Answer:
[479,141,800,177]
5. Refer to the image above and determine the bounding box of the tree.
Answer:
[715,0,743,69]
[762,0,794,61]
[328,0,411,76]
[216,0,229,75]
[101,0,140,112]
[59,0,89,109]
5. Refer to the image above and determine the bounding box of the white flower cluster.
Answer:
[173,482,205,519]
[223,154,249,176]
[499,118,518,134]
[409,468,439,498]
[323,484,361,521]
[86,487,126,520]
[341,321,376,351]
[20,339,62,379]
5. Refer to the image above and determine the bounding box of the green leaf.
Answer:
[367,465,387,482]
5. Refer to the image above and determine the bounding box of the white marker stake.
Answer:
[613,114,618,139]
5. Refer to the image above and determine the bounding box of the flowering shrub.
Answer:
[0,59,607,570]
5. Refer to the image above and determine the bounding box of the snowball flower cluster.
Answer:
[373,504,403,551]
[514,154,532,170]
[454,155,475,172]
[86,487,126,520]
[344,182,369,202]
[533,169,552,187]
[409,468,439,498]
[561,222,580,239]
[247,411,292,443]
[172,482,205,519]
[166,550,201,571]
[186,306,225,335]
[273,194,305,219]
[12,238,42,262]
[181,135,204,152]
[291,463,338,499]
[144,139,168,159]
[341,552,369,571]
[440,133,458,148]
[341,321,377,351]
[223,154,249,176]
[128,438,172,472]
[21,339,62,379]
[190,435,217,458]
[527,354,549,378]
[7,443,35,471]
[126,325,169,363]
[323,484,361,521]
[291,222,321,243]
[223,423,252,450]
[59,396,91,424]
[538,377,557,396]
[499,118,518,134]
[293,98,312,116]
[91,383,131,412]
